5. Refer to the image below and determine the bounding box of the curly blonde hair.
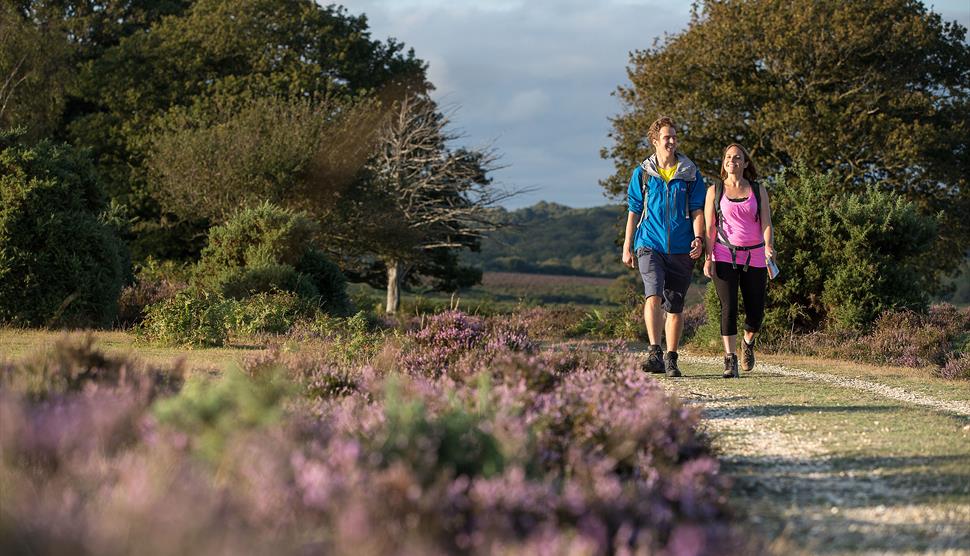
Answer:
[647,116,677,144]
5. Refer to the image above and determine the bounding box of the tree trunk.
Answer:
[385,259,400,314]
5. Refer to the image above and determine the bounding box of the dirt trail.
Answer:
[682,354,970,418]
[659,354,970,555]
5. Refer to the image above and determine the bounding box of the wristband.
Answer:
[694,236,703,241]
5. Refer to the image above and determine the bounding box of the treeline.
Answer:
[603,0,969,334]
[0,0,509,326]
[462,202,626,278]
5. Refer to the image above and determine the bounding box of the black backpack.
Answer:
[713,180,764,271]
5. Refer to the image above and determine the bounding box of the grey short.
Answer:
[636,248,695,314]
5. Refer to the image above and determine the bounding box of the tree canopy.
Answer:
[603,0,969,259]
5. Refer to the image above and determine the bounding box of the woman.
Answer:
[703,144,774,378]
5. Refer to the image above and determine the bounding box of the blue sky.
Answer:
[339,1,970,209]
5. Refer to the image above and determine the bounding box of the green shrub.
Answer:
[152,367,290,463]
[770,165,938,331]
[139,290,231,347]
[193,202,351,315]
[0,131,127,327]
[226,291,319,336]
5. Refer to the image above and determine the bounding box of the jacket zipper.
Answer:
[665,180,671,254]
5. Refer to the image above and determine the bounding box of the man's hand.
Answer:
[689,237,703,259]
[622,248,636,269]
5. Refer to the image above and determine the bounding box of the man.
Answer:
[621,116,705,377]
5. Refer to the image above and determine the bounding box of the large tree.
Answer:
[14,0,428,260]
[0,3,73,140]
[362,95,511,314]
[603,0,969,275]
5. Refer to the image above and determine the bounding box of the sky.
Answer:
[339,0,970,209]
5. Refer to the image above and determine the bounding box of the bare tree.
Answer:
[367,94,517,314]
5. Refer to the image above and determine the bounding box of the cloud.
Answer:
[340,0,969,208]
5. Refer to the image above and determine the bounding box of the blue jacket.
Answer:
[627,153,706,255]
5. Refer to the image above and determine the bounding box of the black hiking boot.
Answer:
[664,351,682,377]
[740,338,756,372]
[722,354,739,378]
[641,345,664,374]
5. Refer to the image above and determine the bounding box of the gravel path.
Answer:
[666,354,970,555]
[681,354,970,417]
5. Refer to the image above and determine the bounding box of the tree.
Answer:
[363,95,512,314]
[0,129,127,327]
[147,94,380,225]
[21,0,428,261]
[0,3,73,140]
[603,0,969,281]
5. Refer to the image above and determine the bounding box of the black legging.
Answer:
[713,262,767,336]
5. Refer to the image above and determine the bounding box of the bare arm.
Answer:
[689,208,704,259]
[622,211,640,268]
[703,186,717,277]
[760,183,774,259]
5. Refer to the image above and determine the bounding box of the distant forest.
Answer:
[463,202,626,278]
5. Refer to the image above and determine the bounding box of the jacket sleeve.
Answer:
[627,167,644,214]
[689,170,706,213]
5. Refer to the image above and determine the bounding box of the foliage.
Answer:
[0,323,747,554]
[116,258,190,328]
[358,95,507,313]
[148,95,380,224]
[152,366,290,463]
[464,202,628,277]
[0,131,127,328]
[0,3,74,139]
[604,0,969,279]
[770,166,938,331]
[194,202,352,316]
[138,290,232,347]
[22,0,427,260]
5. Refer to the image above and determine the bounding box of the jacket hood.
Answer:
[640,152,698,181]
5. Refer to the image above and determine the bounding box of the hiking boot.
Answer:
[722,354,739,378]
[664,351,682,377]
[740,338,756,372]
[641,345,665,374]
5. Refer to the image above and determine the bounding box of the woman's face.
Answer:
[722,146,747,176]
[652,126,678,158]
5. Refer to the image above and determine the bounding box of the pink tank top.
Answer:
[712,193,766,268]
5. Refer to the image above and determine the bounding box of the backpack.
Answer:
[713,180,764,271]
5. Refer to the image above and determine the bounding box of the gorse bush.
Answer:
[138,290,232,347]
[194,202,352,316]
[0,130,127,327]
[770,165,938,331]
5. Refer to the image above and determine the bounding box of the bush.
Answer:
[193,202,352,315]
[139,290,232,347]
[770,165,938,332]
[116,258,190,328]
[0,131,127,327]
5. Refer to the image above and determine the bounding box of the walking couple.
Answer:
[621,116,775,379]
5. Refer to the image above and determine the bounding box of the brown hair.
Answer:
[719,143,759,181]
[647,116,677,145]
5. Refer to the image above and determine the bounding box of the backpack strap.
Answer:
[714,180,764,271]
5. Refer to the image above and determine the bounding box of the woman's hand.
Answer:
[704,259,713,279]
[765,245,775,261]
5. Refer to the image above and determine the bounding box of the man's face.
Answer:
[652,126,678,158]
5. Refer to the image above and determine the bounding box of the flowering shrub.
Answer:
[0,319,748,554]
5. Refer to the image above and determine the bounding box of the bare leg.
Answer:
[722,334,737,355]
[644,296,663,345]
[665,312,684,352]
[743,330,756,344]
